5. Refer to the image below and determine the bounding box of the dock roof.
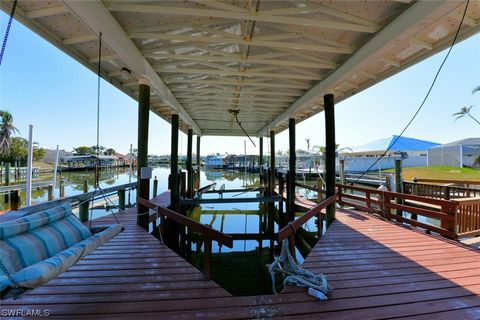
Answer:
[2,0,479,136]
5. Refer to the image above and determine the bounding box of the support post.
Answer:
[26,125,34,206]
[10,190,20,210]
[324,94,336,227]
[48,185,54,201]
[59,178,65,198]
[269,130,275,196]
[4,163,9,186]
[339,159,346,184]
[79,180,89,222]
[259,137,263,168]
[187,129,193,198]
[288,118,296,220]
[153,176,158,197]
[170,114,180,211]
[118,188,126,210]
[279,173,285,216]
[196,135,201,183]
[316,178,324,202]
[137,80,150,230]
[395,159,403,216]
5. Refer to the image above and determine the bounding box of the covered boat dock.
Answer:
[1,0,479,318]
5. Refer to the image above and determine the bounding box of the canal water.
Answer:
[1,166,320,296]
[2,167,439,296]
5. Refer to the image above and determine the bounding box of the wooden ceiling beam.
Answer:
[165,79,311,89]
[130,32,354,54]
[148,52,335,69]
[108,4,378,33]
[156,67,321,81]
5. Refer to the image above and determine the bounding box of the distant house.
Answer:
[43,149,72,163]
[427,138,480,168]
[340,136,440,172]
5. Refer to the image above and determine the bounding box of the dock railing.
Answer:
[278,194,337,257]
[137,197,233,276]
[453,197,480,237]
[403,181,480,199]
[337,184,462,239]
[7,182,136,220]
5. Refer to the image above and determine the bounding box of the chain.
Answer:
[0,0,17,66]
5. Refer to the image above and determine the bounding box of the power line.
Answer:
[353,0,471,184]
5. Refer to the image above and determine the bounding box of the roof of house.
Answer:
[351,135,440,153]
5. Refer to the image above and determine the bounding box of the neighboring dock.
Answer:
[2,192,479,318]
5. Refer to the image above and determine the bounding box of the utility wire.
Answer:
[353,0,470,184]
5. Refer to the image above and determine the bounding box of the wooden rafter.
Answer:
[107,4,379,33]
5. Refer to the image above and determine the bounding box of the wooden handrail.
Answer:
[195,182,216,195]
[278,194,337,257]
[137,196,158,210]
[413,178,480,186]
[295,182,327,194]
[137,197,233,276]
[157,206,233,247]
[336,184,458,239]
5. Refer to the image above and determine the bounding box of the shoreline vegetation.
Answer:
[385,165,480,181]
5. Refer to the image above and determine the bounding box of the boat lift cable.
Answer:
[232,111,256,147]
[95,32,102,189]
[0,0,17,66]
[353,0,470,185]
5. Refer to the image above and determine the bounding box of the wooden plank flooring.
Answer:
[1,195,479,319]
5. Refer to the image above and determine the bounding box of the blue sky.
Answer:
[1,12,479,156]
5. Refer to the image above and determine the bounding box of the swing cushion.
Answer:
[0,202,122,292]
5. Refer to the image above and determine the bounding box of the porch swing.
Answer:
[0,29,124,299]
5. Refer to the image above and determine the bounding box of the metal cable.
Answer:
[353,0,471,184]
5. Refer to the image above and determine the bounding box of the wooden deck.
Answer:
[2,194,480,319]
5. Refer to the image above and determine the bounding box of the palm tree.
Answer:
[453,106,480,125]
[0,111,19,155]
[305,138,310,150]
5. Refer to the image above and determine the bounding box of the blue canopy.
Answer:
[352,136,440,153]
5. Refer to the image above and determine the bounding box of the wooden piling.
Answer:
[48,185,54,201]
[59,178,65,198]
[137,80,150,231]
[10,190,20,210]
[196,135,201,184]
[153,176,158,197]
[395,159,403,216]
[118,188,126,210]
[79,180,89,222]
[187,129,193,198]
[288,118,296,220]
[259,137,263,168]
[5,163,10,186]
[324,94,336,227]
[269,130,275,197]
[170,114,180,211]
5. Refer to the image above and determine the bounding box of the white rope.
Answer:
[268,239,331,300]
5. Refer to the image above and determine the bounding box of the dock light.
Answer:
[120,67,131,80]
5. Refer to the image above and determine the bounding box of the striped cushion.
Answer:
[0,203,72,239]
[0,203,92,275]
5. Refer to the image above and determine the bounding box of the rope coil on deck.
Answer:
[268,239,332,300]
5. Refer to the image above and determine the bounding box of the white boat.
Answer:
[204,155,225,169]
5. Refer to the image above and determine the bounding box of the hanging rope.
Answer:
[0,0,17,66]
[268,239,331,300]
